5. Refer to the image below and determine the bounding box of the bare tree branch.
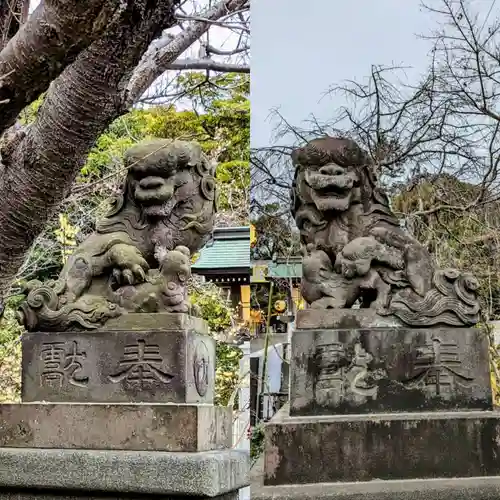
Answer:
[205,43,248,56]
[0,0,29,49]
[168,58,248,72]
[126,0,249,106]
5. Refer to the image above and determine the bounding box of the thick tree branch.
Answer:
[0,0,118,136]
[0,0,29,49]
[125,0,248,106]
[168,58,249,73]
[0,0,178,295]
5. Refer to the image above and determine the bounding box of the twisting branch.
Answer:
[125,0,249,106]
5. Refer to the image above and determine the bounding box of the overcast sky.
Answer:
[251,0,437,148]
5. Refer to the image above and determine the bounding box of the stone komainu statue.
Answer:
[291,136,480,327]
[18,140,217,331]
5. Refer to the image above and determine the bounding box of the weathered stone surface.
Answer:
[0,448,249,496]
[22,327,215,404]
[0,403,230,452]
[17,141,218,333]
[296,309,403,330]
[102,313,208,334]
[290,323,492,415]
[251,455,500,499]
[263,407,500,485]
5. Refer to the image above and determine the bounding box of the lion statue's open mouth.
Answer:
[304,163,359,212]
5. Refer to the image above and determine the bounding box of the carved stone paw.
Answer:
[107,243,150,286]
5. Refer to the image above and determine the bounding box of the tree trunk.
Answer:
[0,0,177,296]
[0,0,118,136]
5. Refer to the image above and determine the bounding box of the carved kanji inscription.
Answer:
[40,341,89,388]
[403,337,474,395]
[315,341,386,398]
[109,339,174,389]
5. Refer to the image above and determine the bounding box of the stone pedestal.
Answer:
[255,309,500,499]
[0,313,249,499]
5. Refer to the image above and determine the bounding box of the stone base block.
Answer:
[263,406,500,485]
[291,310,492,415]
[253,476,500,500]
[0,403,231,452]
[22,314,215,404]
[0,448,249,497]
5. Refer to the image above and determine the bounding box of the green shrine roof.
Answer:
[251,257,303,282]
[267,260,302,279]
[192,226,250,271]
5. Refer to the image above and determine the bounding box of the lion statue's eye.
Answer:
[201,176,216,200]
[177,200,193,210]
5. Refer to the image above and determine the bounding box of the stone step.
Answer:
[0,402,230,452]
[253,476,500,500]
[0,447,249,498]
[263,407,500,485]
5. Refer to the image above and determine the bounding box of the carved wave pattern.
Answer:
[17,279,121,331]
[383,268,481,326]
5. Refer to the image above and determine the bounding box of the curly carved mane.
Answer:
[97,179,147,242]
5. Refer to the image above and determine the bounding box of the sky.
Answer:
[250,0,437,149]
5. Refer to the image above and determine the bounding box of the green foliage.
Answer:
[72,73,250,225]
[189,281,234,333]
[188,280,242,406]
[175,73,250,112]
[19,93,45,125]
[53,214,79,265]
[0,296,23,346]
[0,296,25,402]
[250,423,265,462]
[214,342,242,407]
[77,73,250,219]
[251,204,300,260]
[392,174,500,318]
